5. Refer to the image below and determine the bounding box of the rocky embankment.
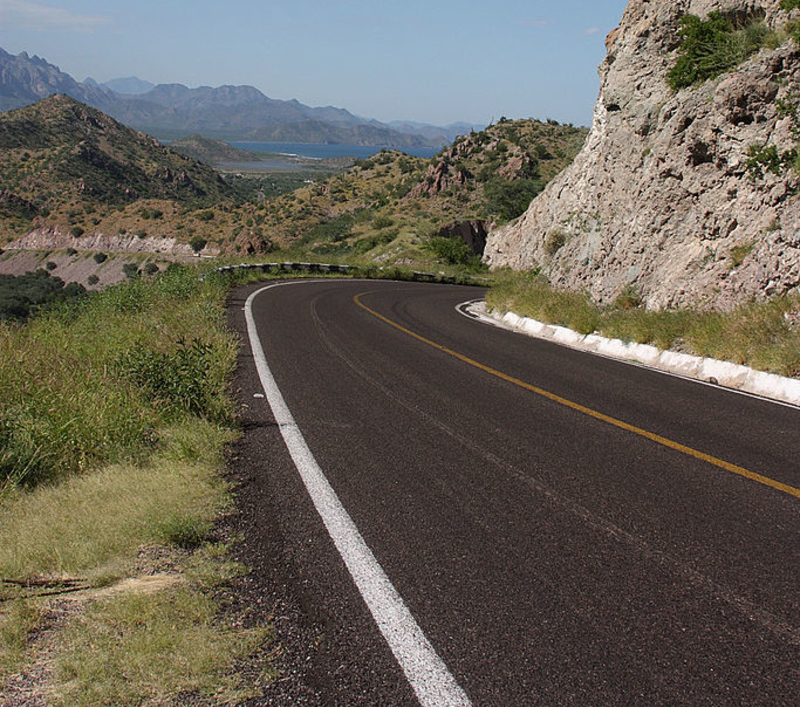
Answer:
[7,226,216,257]
[485,0,800,310]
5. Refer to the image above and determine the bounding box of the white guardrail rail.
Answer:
[207,261,484,285]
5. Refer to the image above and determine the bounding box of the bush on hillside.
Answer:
[484,178,545,223]
[122,263,140,279]
[189,236,208,254]
[425,236,484,271]
[0,270,86,322]
[667,12,770,90]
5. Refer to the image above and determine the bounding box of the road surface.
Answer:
[227,278,799,706]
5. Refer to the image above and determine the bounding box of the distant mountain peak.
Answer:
[102,76,155,95]
[0,46,451,147]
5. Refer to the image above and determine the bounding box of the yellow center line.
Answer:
[354,292,800,500]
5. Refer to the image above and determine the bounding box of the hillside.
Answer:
[0,95,251,248]
[0,95,233,211]
[168,134,267,165]
[0,93,586,269]
[228,119,587,260]
[485,0,800,310]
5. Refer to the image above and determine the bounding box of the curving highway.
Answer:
[229,278,799,706]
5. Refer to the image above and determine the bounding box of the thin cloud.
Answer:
[584,27,602,36]
[0,0,110,32]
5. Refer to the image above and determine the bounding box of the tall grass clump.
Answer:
[487,270,600,335]
[0,264,237,489]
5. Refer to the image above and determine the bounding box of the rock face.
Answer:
[484,0,800,309]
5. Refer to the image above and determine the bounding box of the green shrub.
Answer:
[45,261,57,271]
[143,262,159,276]
[70,226,85,237]
[667,12,769,91]
[484,178,544,222]
[189,236,207,254]
[87,274,99,286]
[426,236,474,265]
[372,215,395,230]
[114,338,223,421]
[0,270,85,322]
[93,252,107,263]
[122,263,140,279]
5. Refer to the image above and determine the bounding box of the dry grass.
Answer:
[0,266,276,704]
[488,271,800,377]
[51,583,270,707]
[0,420,233,584]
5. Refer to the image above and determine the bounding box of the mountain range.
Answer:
[0,48,477,147]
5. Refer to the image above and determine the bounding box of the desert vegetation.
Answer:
[0,264,274,704]
[0,269,85,321]
[667,12,771,91]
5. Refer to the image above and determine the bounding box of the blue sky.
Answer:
[0,0,629,127]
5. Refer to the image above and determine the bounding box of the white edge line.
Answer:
[245,282,472,707]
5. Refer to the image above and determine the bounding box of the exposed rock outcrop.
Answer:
[7,226,218,256]
[485,0,800,309]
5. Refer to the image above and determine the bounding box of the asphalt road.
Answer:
[228,278,799,706]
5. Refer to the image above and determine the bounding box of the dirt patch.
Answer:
[0,601,71,707]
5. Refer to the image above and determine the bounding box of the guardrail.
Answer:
[212,261,357,276]
[207,261,486,286]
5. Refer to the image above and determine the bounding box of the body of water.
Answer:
[228,141,439,160]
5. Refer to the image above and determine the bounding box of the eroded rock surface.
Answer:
[485,0,800,309]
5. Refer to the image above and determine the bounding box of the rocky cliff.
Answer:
[484,0,800,310]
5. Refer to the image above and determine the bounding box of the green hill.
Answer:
[230,118,588,262]
[0,95,235,238]
[168,134,265,165]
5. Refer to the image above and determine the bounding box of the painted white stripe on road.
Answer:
[245,282,472,707]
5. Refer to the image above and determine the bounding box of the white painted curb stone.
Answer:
[469,302,800,407]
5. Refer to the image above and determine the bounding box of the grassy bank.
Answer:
[0,265,273,705]
[487,271,800,378]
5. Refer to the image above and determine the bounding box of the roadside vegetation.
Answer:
[668,4,800,93]
[0,269,86,321]
[487,271,800,377]
[0,264,274,705]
